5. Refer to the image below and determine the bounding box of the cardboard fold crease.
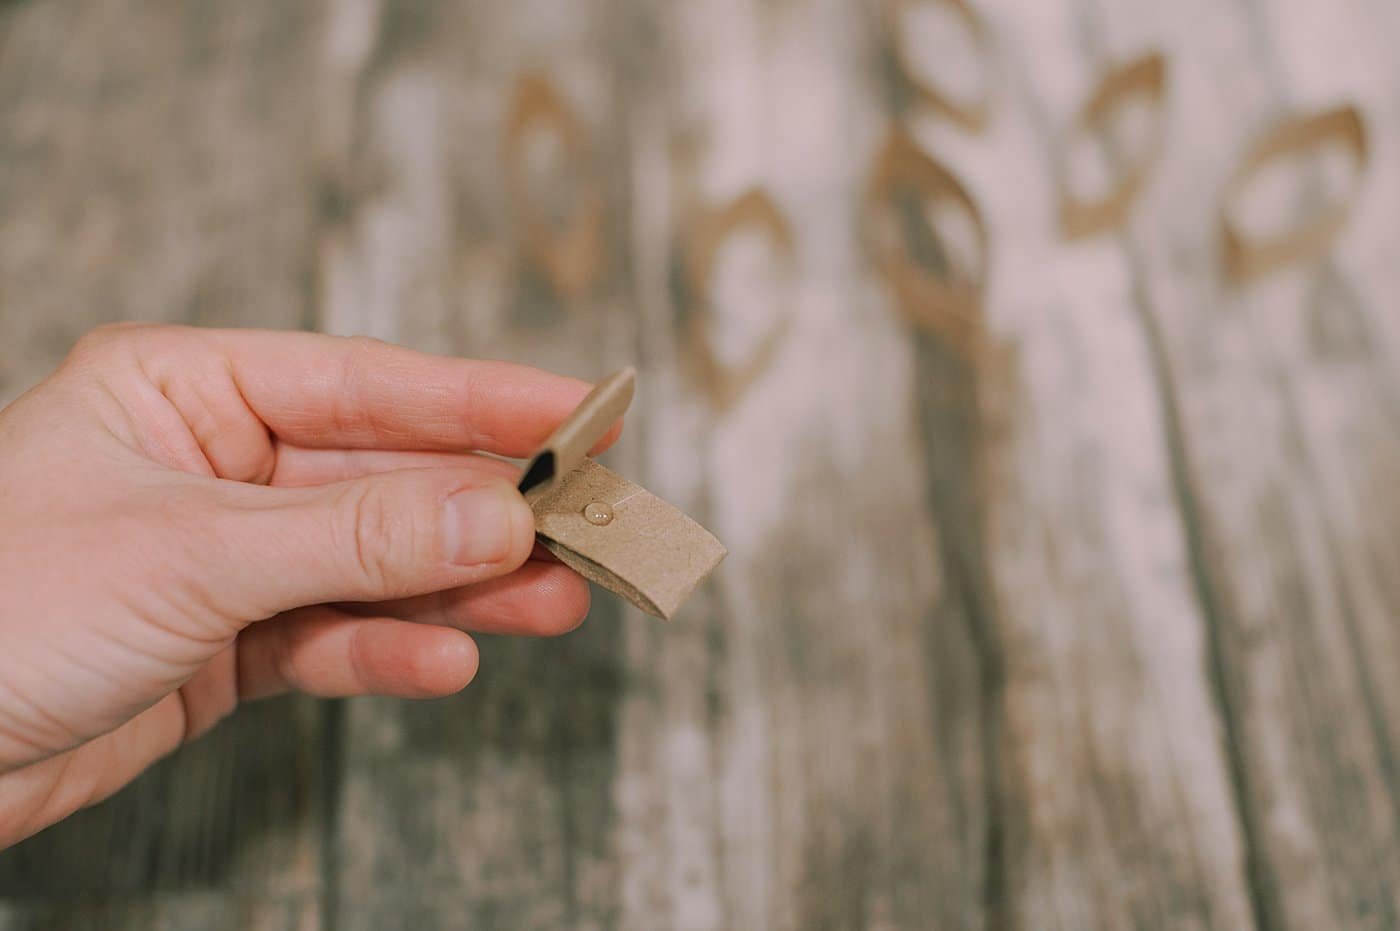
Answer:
[518,368,726,620]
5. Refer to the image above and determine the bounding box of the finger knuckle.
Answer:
[339,336,388,384]
[339,482,420,595]
[343,484,396,592]
[330,335,388,436]
[65,322,194,370]
[66,322,142,364]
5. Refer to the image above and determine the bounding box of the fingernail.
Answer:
[443,484,521,566]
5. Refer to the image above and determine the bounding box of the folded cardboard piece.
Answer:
[1221,104,1368,281]
[866,128,988,350]
[519,368,726,619]
[890,0,994,134]
[1058,52,1168,239]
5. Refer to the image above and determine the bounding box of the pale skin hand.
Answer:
[0,324,618,848]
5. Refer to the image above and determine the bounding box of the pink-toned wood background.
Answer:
[2,0,1399,928]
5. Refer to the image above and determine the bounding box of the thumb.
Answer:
[211,469,537,617]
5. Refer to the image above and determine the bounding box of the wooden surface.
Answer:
[1,0,1399,928]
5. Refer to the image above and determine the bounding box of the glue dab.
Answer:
[583,502,615,526]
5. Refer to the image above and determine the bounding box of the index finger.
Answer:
[210,330,624,457]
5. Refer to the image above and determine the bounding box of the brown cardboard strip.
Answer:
[519,367,636,501]
[683,188,795,411]
[866,128,988,350]
[532,459,727,620]
[518,368,726,619]
[891,0,993,133]
[1058,52,1168,239]
[502,72,606,301]
[1222,104,1368,281]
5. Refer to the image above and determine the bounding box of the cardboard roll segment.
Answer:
[1221,104,1368,282]
[533,459,727,621]
[1058,52,1168,240]
[502,72,607,302]
[865,129,988,350]
[890,0,994,132]
[518,368,727,620]
[682,188,796,412]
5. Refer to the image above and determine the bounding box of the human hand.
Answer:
[0,325,617,847]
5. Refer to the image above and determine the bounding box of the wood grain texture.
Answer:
[316,3,635,929]
[905,1,1258,926]
[1078,0,1400,924]
[0,1,331,927]
[3,0,1400,928]
[622,2,988,928]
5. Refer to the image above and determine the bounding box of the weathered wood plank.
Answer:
[324,0,990,927]
[6,1,1400,928]
[0,894,315,931]
[1079,0,1400,924]
[901,0,1257,926]
[621,1,988,927]
[318,3,635,929]
[0,1,336,927]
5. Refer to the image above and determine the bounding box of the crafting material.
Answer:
[682,188,795,411]
[1058,52,1168,239]
[866,128,988,348]
[519,368,727,619]
[503,72,606,301]
[1221,104,1368,281]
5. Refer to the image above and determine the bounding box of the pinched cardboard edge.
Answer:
[533,459,727,620]
[519,367,635,502]
[519,368,726,619]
